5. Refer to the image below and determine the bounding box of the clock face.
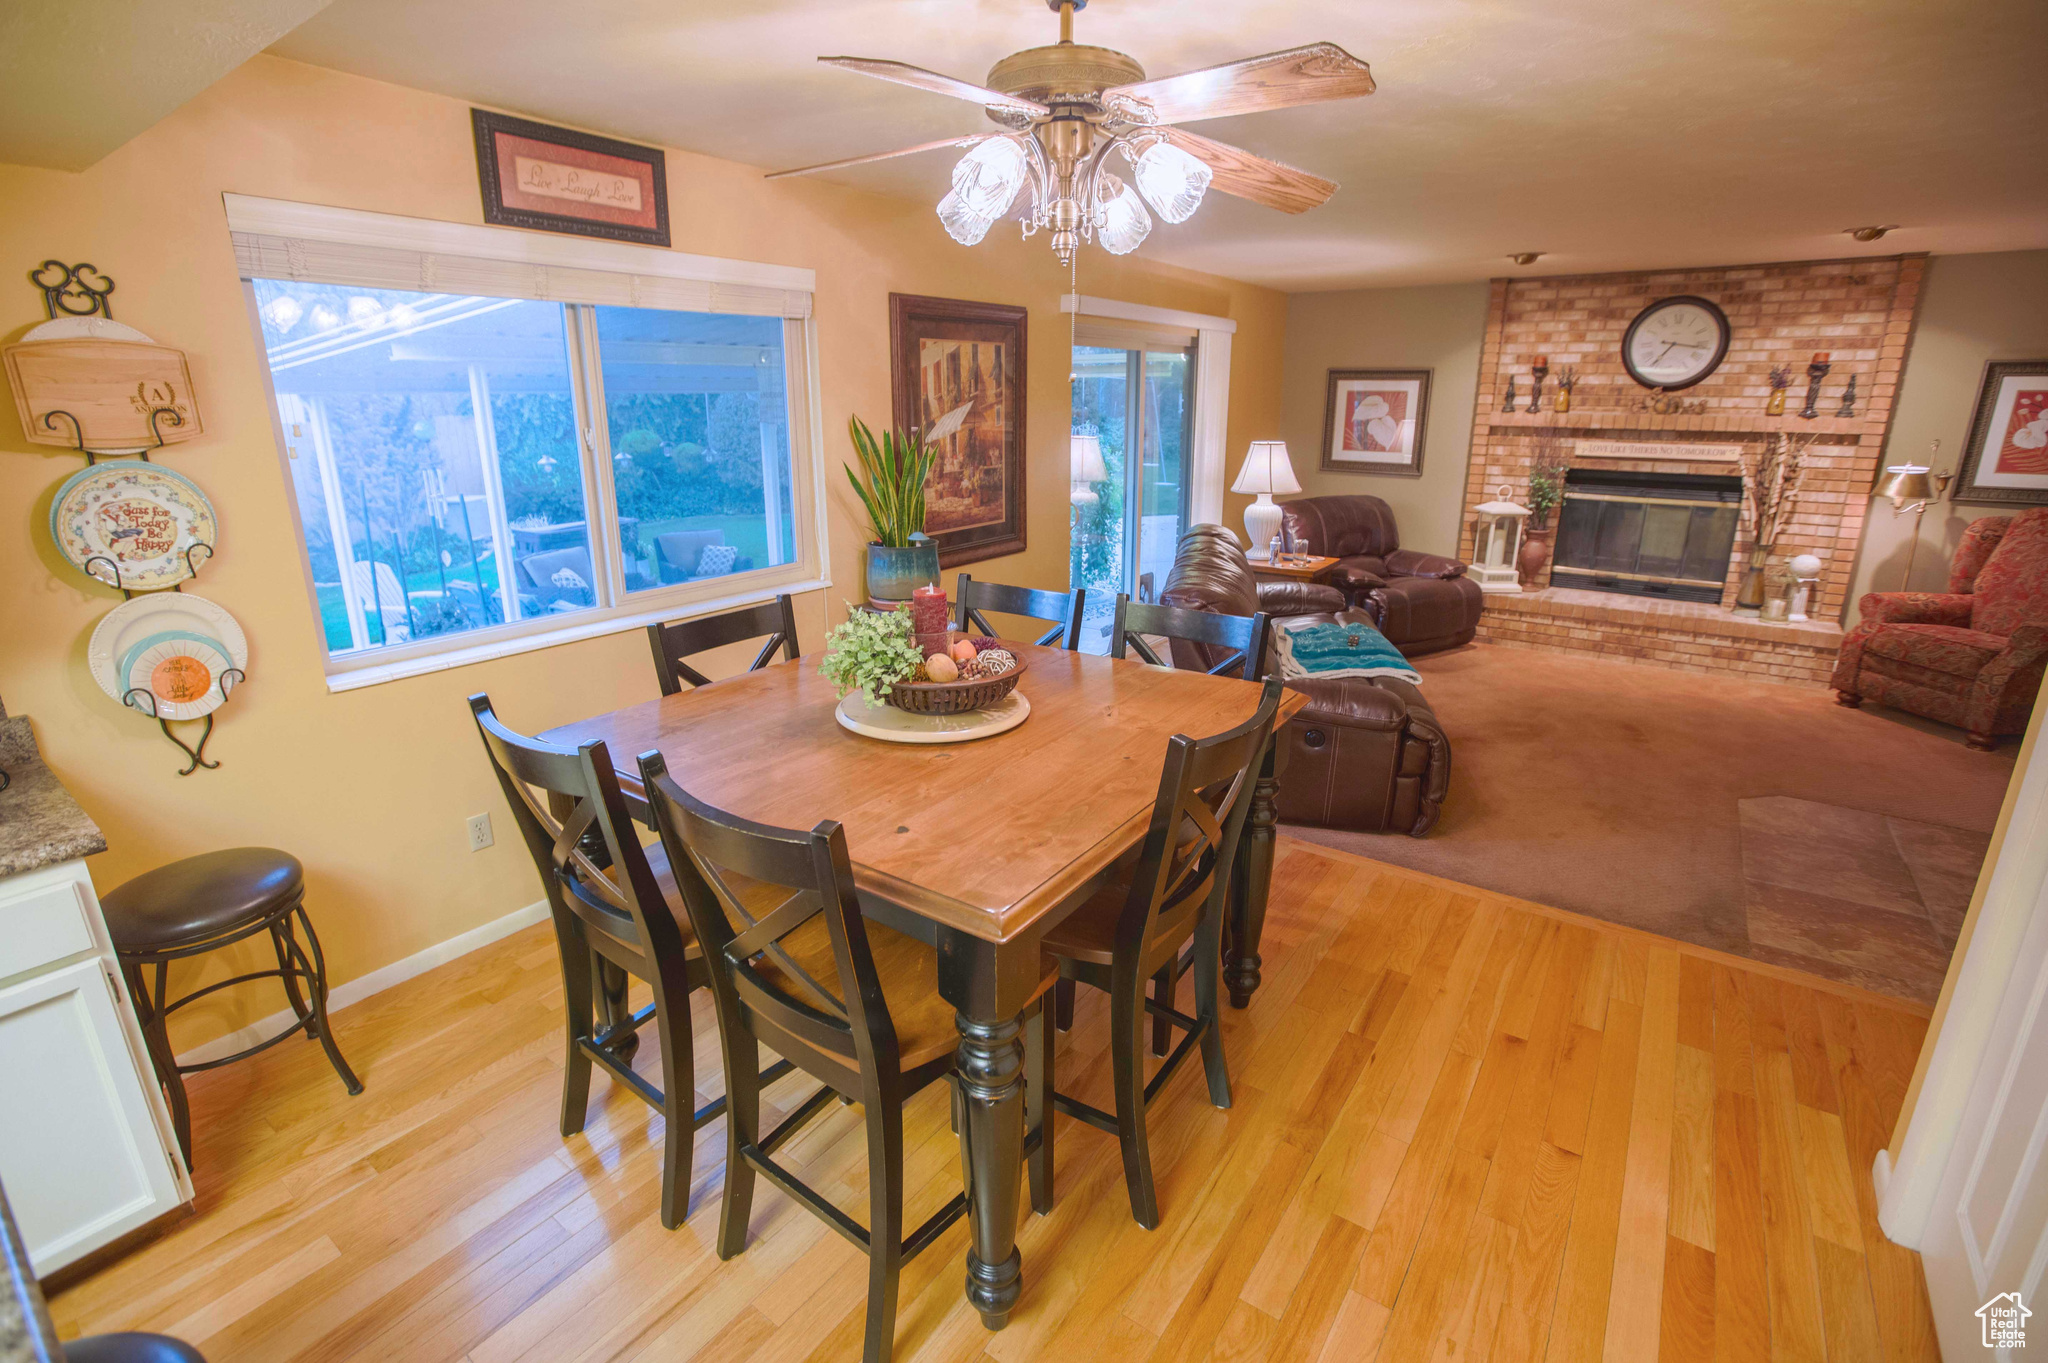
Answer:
[1622,296,1730,391]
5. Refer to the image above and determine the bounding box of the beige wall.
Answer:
[1275,282,1490,557]
[1848,249,2048,622]
[0,55,1285,1049]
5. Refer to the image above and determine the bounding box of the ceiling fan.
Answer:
[766,0,1375,263]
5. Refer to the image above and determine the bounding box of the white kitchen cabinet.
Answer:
[0,859,191,1273]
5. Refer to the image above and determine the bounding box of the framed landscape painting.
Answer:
[1955,360,2048,506]
[471,110,670,247]
[889,294,1027,567]
[1322,369,1431,476]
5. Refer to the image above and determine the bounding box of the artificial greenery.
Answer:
[844,416,934,548]
[818,603,924,704]
[1526,450,1569,530]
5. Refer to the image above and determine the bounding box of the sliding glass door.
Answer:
[1070,341,1193,652]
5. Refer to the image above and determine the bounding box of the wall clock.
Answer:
[1621,295,1730,391]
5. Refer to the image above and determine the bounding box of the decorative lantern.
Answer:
[1471,486,1531,593]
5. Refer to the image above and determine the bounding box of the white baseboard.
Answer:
[1872,1148,1893,1199]
[175,898,549,1066]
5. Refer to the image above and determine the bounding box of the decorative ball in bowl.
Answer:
[886,633,1026,715]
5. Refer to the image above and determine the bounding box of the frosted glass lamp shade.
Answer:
[937,188,997,246]
[951,138,1028,219]
[1231,442,1301,496]
[1132,140,1212,224]
[1071,433,1108,484]
[1093,172,1153,255]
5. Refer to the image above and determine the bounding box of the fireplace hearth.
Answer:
[1549,468,1743,604]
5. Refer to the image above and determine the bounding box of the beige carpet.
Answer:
[1284,643,2018,1002]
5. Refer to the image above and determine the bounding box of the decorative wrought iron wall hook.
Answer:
[122,667,243,775]
[31,260,116,320]
[40,404,182,464]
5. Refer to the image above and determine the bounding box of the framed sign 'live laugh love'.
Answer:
[471,110,670,247]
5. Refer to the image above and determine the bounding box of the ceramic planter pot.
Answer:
[1517,527,1553,587]
[865,538,941,608]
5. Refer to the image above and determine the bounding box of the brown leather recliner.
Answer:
[1159,525,1450,836]
[1278,494,1485,656]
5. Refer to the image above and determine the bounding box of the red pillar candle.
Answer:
[910,582,949,654]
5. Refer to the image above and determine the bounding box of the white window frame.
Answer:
[226,195,831,692]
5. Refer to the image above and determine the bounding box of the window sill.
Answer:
[322,573,832,693]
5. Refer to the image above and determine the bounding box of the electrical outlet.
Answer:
[466,812,494,852]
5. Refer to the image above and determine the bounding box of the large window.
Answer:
[232,196,822,688]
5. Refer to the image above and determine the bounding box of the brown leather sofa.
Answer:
[1278,494,1485,656]
[1159,525,1450,836]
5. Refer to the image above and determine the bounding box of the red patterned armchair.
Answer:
[1832,509,2048,749]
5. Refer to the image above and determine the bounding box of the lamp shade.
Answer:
[1878,463,1935,506]
[1231,441,1301,496]
[1070,432,1108,484]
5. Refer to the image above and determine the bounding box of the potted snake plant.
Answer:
[845,415,940,606]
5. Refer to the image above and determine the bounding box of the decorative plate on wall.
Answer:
[89,594,248,720]
[50,459,218,590]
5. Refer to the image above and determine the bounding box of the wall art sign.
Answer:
[1955,360,2048,507]
[890,294,1027,568]
[1322,369,1431,476]
[1573,440,1745,463]
[471,109,670,247]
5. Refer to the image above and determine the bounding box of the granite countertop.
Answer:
[0,1184,60,1363]
[0,713,107,880]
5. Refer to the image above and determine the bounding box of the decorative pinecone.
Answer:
[970,636,1001,651]
[967,647,1017,678]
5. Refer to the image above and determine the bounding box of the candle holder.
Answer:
[1800,354,1831,420]
[1527,360,1549,414]
[1500,374,1518,413]
[1836,374,1858,418]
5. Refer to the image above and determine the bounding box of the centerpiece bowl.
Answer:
[884,651,1028,715]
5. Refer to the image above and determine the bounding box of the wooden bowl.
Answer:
[884,654,1028,715]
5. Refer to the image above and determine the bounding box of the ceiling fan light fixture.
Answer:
[1131,139,1211,224]
[937,187,998,245]
[1094,171,1152,254]
[951,136,1030,218]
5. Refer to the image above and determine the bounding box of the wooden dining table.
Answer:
[541,640,1305,1331]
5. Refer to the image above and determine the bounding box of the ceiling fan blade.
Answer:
[1106,42,1374,125]
[1160,127,1336,215]
[765,134,993,181]
[818,57,1048,117]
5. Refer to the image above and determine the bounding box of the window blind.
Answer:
[1072,316,1197,352]
[231,230,813,319]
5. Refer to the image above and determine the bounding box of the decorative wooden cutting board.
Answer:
[3,338,204,450]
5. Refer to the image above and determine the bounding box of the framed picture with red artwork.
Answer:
[889,293,1027,568]
[1956,360,2048,507]
[1321,368,1431,477]
[471,110,669,247]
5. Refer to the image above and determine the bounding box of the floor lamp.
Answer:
[1877,459,1953,590]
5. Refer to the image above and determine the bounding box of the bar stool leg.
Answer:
[126,959,192,1169]
[270,917,316,1039]
[289,906,363,1095]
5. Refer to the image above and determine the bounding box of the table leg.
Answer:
[937,930,1043,1330]
[1228,733,1286,1009]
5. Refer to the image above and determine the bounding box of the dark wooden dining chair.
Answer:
[1111,594,1270,679]
[638,750,1055,1363]
[1044,677,1283,1229]
[954,574,1085,648]
[468,694,791,1229]
[646,594,801,695]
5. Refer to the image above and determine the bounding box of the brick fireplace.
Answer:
[1460,254,1926,686]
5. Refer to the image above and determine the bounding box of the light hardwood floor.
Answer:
[50,838,1943,1363]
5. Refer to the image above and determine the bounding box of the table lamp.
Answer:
[1070,432,1108,506]
[1231,440,1301,560]
[1878,447,1954,590]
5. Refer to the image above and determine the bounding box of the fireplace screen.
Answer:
[1550,468,1742,603]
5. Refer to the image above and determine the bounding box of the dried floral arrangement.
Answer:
[1740,432,1814,549]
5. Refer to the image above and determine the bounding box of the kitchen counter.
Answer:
[0,714,106,881]
[0,1181,60,1363]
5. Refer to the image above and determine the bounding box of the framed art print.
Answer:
[1955,360,2048,507]
[1322,368,1431,476]
[889,294,1027,568]
[471,110,670,247]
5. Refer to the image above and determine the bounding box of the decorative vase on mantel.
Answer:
[1733,547,1772,616]
[865,534,941,609]
[1517,526,1554,588]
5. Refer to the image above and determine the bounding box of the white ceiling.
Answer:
[265,0,2048,292]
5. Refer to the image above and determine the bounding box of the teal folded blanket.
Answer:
[1273,620,1421,684]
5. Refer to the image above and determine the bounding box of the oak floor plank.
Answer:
[47,839,1937,1363]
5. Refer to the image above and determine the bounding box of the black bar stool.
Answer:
[101,849,362,1167]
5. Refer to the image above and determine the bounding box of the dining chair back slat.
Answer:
[1111,596,1269,679]
[647,594,801,695]
[954,574,1084,649]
